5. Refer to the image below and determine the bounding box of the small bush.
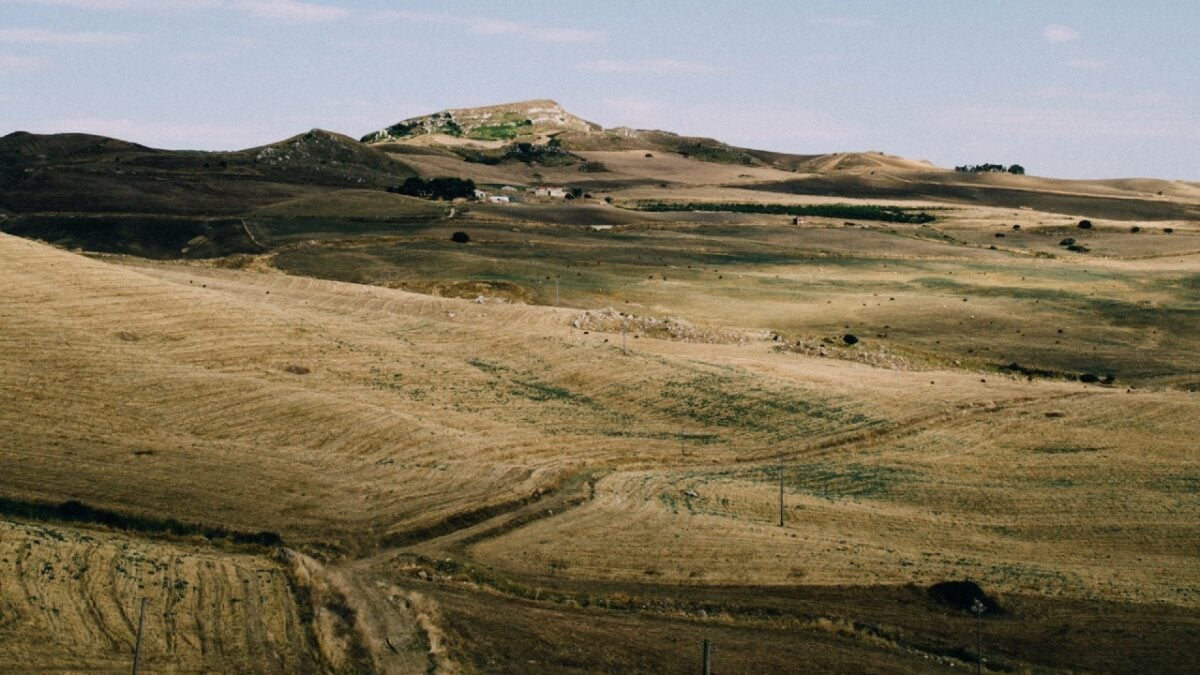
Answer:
[451,231,470,244]
[928,580,1004,615]
[994,233,1005,238]
[1066,244,1089,253]
[284,365,310,375]
[1012,224,1021,230]
[842,334,859,345]
[1077,219,1093,229]
[1131,226,1141,233]
[1059,238,1076,246]
[1164,227,1174,234]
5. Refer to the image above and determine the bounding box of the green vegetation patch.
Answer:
[630,201,936,223]
[1032,445,1104,454]
[658,372,881,439]
[467,120,533,141]
[737,462,921,500]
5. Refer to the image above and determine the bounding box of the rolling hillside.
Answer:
[2,99,1199,673]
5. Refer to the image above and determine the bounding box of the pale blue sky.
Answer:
[2,0,1197,179]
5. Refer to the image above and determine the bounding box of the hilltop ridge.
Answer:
[362,98,601,144]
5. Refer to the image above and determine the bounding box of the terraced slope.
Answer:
[0,520,316,672]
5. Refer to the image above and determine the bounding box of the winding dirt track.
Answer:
[3,231,1198,672]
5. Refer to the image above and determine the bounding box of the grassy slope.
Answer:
[0,519,317,672]
[3,131,1200,671]
[3,230,1199,671]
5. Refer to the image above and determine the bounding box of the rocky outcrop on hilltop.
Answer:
[362,99,601,144]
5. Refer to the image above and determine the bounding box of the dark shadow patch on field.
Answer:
[739,175,1200,221]
[1,213,263,258]
[249,217,442,245]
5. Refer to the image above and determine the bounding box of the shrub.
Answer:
[450,231,470,244]
[928,580,1003,614]
[1164,227,1174,234]
[842,334,859,345]
[1131,226,1141,233]
[389,176,476,200]
[1077,219,1093,229]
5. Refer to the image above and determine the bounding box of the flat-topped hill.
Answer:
[362,99,601,144]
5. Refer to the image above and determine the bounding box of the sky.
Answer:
[1,0,1197,180]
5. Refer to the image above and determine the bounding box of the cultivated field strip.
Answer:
[0,520,314,672]
[2,234,966,548]
[468,388,1200,606]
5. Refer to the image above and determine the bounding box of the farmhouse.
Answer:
[487,195,511,204]
[532,186,567,198]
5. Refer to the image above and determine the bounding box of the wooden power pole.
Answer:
[779,450,785,527]
[131,597,147,675]
[701,638,711,675]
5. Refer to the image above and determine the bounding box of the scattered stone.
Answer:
[284,365,310,375]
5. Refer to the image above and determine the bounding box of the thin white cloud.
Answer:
[11,0,222,8]
[931,103,1198,141]
[1044,24,1081,43]
[812,17,875,29]
[466,18,602,43]
[579,59,724,75]
[0,27,137,45]
[0,54,45,72]
[234,0,350,22]
[375,10,604,44]
[1066,58,1105,70]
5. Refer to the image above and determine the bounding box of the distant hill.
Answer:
[0,129,417,257]
[363,100,820,168]
[0,128,415,216]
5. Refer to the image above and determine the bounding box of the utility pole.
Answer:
[131,597,147,675]
[680,421,685,457]
[621,325,626,355]
[779,450,785,527]
[971,598,986,675]
[701,638,711,675]
[555,277,560,306]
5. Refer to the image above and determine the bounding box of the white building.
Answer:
[488,195,511,204]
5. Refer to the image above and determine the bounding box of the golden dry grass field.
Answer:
[2,138,1199,673]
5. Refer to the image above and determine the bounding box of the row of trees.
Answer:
[955,163,1025,175]
[387,176,476,200]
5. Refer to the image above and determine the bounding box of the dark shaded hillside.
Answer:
[741,173,1200,221]
[2,214,263,258]
[0,129,416,216]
